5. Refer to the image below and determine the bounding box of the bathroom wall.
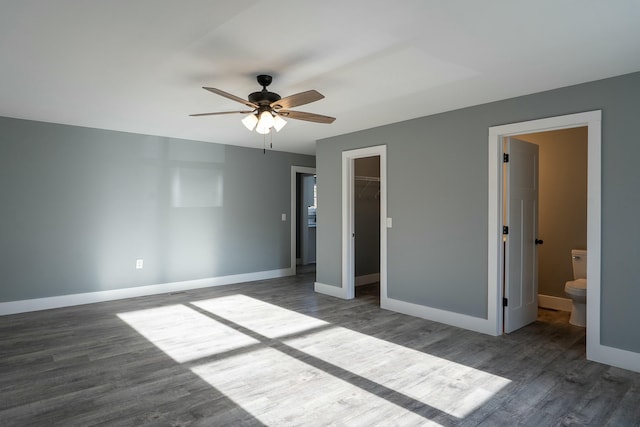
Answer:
[518,127,588,298]
[354,156,380,279]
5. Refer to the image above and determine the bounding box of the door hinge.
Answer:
[503,297,508,307]
[503,153,509,163]
[503,226,509,235]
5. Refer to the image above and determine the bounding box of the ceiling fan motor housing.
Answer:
[249,74,282,108]
[248,90,281,106]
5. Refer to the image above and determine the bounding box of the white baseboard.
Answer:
[589,343,640,374]
[313,280,495,335]
[381,296,497,336]
[0,268,293,316]
[355,273,380,287]
[539,295,640,373]
[314,281,348,299]
[538,294,572,312]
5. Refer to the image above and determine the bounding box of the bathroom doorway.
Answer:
[488,111,601,354]
[502,128,588,332]
[515,128,588,311]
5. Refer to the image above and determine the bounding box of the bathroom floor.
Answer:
[523,306,587,348]
[536,306,573,324]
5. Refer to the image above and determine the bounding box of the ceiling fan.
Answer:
[190,74,335,134]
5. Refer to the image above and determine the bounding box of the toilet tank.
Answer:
[571,249,588,279]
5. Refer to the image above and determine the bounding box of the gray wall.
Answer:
[316,71,640,353]
[518,128,588,298]
[0,117,314,302]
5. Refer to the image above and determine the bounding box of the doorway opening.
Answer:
[353,156,381,302]
[502,127,587,334]
[341,145,387,302]
[291,166,316,276]
[487,110,601,361]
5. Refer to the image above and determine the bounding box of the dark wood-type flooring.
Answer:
[1,272,639,426]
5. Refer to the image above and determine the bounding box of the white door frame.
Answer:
[488,110,601,354]
[291,166,316,276]
[342,145,387,299]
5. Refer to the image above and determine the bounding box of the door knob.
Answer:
[535,239,544,245]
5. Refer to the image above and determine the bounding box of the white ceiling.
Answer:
[1,1,640,155]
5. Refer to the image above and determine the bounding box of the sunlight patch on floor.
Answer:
[285,327,508,418]
[191,346,443,426]
[117,304,258,363]
[194,294,511,418]
[118,294,511,423]
[192,294,329,338]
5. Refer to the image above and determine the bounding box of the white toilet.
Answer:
[565,249,587,327]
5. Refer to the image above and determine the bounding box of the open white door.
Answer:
[504,137,540,333]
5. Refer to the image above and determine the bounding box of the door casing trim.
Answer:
[341,145,387,300]
[488,110,601,355]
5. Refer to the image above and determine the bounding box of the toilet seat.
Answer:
[565,278,587,296]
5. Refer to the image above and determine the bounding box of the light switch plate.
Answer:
[386,218,393,228]
[281,213,287,221]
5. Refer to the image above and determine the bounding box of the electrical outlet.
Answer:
[136,259,144,269]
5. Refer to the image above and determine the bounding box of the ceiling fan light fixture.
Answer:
[255,111,274,134]
[255,125,270,135]
[273,114,287,132]
[259,110,274,127]
[241,113,258,131]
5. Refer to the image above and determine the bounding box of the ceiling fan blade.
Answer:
[189,110,253,117]
[271,90,324,110]
[203,87,258,109]
[278,110,335,124]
